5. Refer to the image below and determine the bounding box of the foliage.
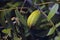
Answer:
[0,0,60,40]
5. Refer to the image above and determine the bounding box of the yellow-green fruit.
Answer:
[27,10,40,28]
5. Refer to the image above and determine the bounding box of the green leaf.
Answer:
[40,5,45,9]
[55,36,60,40]
[14,34,21,40]
[47,22,60,36]
[47,4,59,21]
[13,2,19,7]
[55,22,60,28]
[0,11,7,26]
[15,9,28,33]
[15,9,27,26]
[10,2,20,8]
[25,32,30,37]
[2,28,11,34]
[14,36,21,40]
[47,26,56,36]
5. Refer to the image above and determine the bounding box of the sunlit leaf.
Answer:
[47,4,59,21]
[27,10,41,28]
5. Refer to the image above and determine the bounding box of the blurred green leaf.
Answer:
[14,37,21,40]
[55,22,60,28]
[15,9,27,26]
[47,22,60,36]
[55,36,60,40]
[6,2,20,9]
[14,33,21,40]
[47,26,56,36]
[40,5,45,9]
[25,32,30,37]
[0,11,7,26]
[10,2,20,8]
[15,9,29,33]
[47,4,59,21]
[2,28,11,35]
[7,2,13,7]
[40,19,47,23]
